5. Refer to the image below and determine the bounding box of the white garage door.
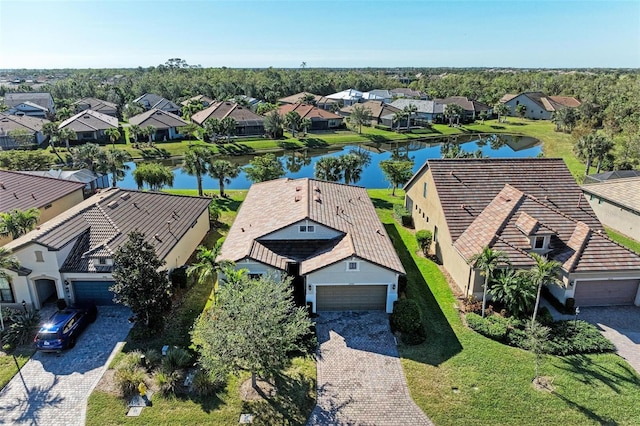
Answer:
[574,279,639,306]
[316,285,387,311]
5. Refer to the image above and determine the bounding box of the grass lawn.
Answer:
[369,189,640,426]
[605,227,640,254]
[86,191,315,425]
[0,351,32,390]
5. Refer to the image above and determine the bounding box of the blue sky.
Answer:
[0,0,638,69]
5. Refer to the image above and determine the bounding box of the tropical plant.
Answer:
[181,100,204,120]
[493,102,510,123]
[415,230,433,256]
[551,107,578,133]
[207,159,240,197]
[182,146,212,196]
[489,269,536,318]
[129,124,142,144]
[204,118,222,142]
[263,111,284,139]
[339,153,367,185]
[97,149,132,188]
[1,309,40,347]
[527,253,563,324]
[105,128,121,147]
[593,134,614,173]
[444,103,464,126]
[132,162,174,191]
[392,111,407,131]
[143,125,157,144]
[0,208,40,239]
[349,105,371,134]
[379,159,414,196]
[403,104,418,130]
[524,321,551,383]
[244,153,285,183]
[469,247,510,318]
[58,127,77,149]
[314,157,343,182]
[515,104,527,119]
[220,116,237,141]
[111,231,172,329]
[284,111,302,137]
[300,118,312,136]
[574,133,600,175]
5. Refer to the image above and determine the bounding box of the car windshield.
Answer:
[37,332,58,341]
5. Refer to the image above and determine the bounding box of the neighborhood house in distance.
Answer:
[218,178,405,313]
[2,188,211,310]
[404,158,640,307]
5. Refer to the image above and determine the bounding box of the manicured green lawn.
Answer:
[0,352,31,390]
[86,191,316,425]
[605,226,640,254]
[369,189,640,426]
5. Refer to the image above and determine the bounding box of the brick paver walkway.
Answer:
[0,306,132,426]
[307,311,433,426]
[577,306,640,375]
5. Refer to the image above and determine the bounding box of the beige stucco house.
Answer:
[0,170,86,246]
[218,178,405,313]
[404,158,640,307]
[2,188,211,310]
[582,177,640,243]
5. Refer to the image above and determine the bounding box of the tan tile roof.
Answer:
[5,188,211,272]
[128,108,188,129]
[339,100,401,120]
[407,158,601,243]
[435,96,491,113]
[0,170,85,213]
[276,103,343,120]
[548,96,581,108]
[582,177,640,214]
[219,178,405,275]
[448,178,640,273]
[500,94,518,103]
[277,92,322,104]
[191,101,264,126]
[58,109,118,132]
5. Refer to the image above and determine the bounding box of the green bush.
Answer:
[144,349,162,368]
[466,313,615,355]
[1,309,40,347]
[162,347,193,372]
[415,230,433,256]
[393,205,413,228]
[191,369,225,397]
[154,370,182,396]
[114,362,147,397]
[391,299,426,344]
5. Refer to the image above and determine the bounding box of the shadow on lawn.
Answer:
[370,196,396,211]
[552,391,619,425]
[385,224,462,366]
[555,354,640,394]
[240,371,315,425]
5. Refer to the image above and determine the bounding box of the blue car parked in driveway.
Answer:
[35,304,98,352]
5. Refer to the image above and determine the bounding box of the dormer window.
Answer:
[530,235,549,251]
[299,225,315,233]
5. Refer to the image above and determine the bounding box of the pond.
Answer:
[118,133,541,190]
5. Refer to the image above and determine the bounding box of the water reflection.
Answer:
[118,134,540,190]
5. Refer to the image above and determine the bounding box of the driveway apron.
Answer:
[307,311,433,426]
[577,306,640,375]
[0,306,132,426]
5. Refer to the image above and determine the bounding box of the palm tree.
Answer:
[300,118,312,137]
[393,111,406,132]
[105,128,121,148]
[263,111,284,139]
[0,247,20,280]
[403,104,418,130]
[515,104,527,120]
[129,124,142,144]
[574,133,599,175]
[528,253,562,324]
[489,269,536,318]
[314,157,343,182]
[444,104,464,126]
[144,125,157,144]
[97,149,132,188]
[0,208,40,239]
[220,116,237,141]
[183,147,212,196]
[493,103,510,123]
[551,108,578,133]
[187,240,234,303]
[204,118,222,142]
[58,128,77,150]
[469,247,510,318]
[208,159,241,197]
[42,121,64,163]
[593,134,614,173]
[340,153,366,185]
[284,111,302,137]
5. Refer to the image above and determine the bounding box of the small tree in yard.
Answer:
[192,273,312,390]
[111,231,172,330]
[415,230,433,256]
[524,321,551,386]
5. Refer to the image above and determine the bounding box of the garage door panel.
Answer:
[316,285,387,311]
[574,279,639,306]
[73,281,117,305]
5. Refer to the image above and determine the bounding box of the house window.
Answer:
[423,182,428,198]
[35,251,44,262]
[0,278,15,303]
[533,236,546,249]
[98,258,107,265]
[346,261,359,271]
[299,225,315,233]
[405,196,413,212]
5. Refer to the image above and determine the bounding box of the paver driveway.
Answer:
[307,311,433,426]
[578,306,640,375]
[0,306,132,426]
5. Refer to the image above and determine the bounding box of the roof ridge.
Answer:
[522,191,599,229]
[563,221,591,272]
